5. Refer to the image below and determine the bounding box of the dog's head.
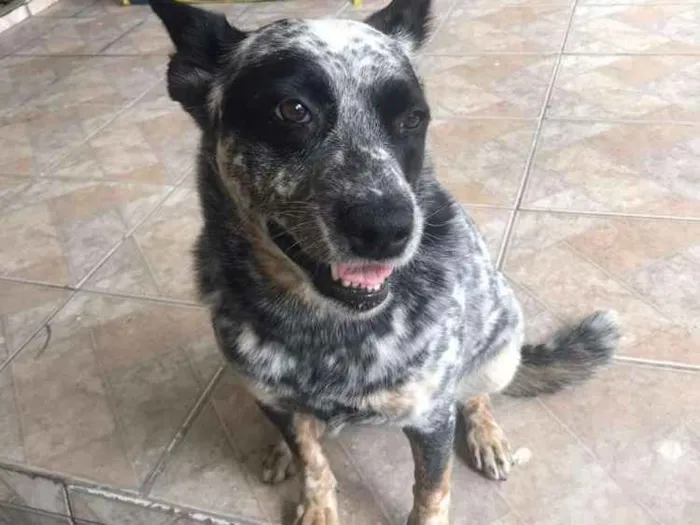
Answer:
[152,0,434,313]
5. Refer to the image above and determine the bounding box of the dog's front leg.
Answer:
[292,413,338,525]
[404,408,456,525]
[258,405,338,525]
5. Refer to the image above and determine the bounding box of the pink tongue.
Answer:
[336,263,394,287]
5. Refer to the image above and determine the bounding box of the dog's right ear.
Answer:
[151,0,246,127]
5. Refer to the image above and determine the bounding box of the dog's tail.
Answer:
[503,311,620,397]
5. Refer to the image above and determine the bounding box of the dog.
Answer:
[151,1,620,524]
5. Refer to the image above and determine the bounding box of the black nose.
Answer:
[336,197,414,260]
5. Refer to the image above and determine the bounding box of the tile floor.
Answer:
[0,0,698,524]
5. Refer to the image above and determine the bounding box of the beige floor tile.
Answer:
[101,15,173,56]
[524,121,700,217]
[149,403,270,523]
[0,178,170,286]
[430,118,536,206]
[28,56,165,113]
[420,55,554,118]
[0,372,24,464]
[52,83,197,186]
[0,56,84,116]
[0,292,220,489]
[0,505,72,525]
[504,211,700,365]
[15,10,146,55]
[85,188,201,302]
[0,15,59,55]
[542,364,700,525]
[0,280,70,361]
[0,104,126,177]
[0,468,67,516]
[488,395,656,525]
[77,1,147,18]
[566,5,700,54]
[34,0,93,18]
[549,55,700,121]
[426,4,571,54]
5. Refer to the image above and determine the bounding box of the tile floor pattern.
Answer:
[0,0,698,524]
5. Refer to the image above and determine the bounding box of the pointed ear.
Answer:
[151,0,246,127]
[365,0,433,53]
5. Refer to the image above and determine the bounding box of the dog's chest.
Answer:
[214,315,454,428]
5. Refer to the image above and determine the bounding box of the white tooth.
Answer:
[342,280,351,288]
[331,264,339,281]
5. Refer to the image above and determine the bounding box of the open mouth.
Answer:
[268,222,393,311]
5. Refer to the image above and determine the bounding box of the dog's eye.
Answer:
[275,99,312,124]
[401,109,427,131]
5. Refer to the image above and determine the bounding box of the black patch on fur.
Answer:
[151,0,246,127]
[404,405,456,489]
[221,50,337,157]
[365,0,434,50]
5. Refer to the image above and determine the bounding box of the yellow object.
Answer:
[353,0,363,5]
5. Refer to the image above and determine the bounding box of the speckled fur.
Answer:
[152,1,620,523]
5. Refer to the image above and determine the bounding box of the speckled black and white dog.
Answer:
[152,1,620,523]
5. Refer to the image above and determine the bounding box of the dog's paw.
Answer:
[465,411,511,481]
[407,508,450,525]
[294,497,340,525]
[262,440,297,484]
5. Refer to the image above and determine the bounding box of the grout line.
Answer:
[206,383,285,523]
[545,116,700,125]
[613,355,700,372]
[0,501,76,523]
[433,115,540,122]
[139,365,226,495]
[131,233,167,297]
[422,51,561,57]
[565,51,700,56]
[0,275,76,291]
[335,437,398,525]
[0,172,186,187]
[96,14,150,54]
[69,484,272,525]
[461,202,515,211]
[0,458,143,498]
[62,483,78,525]
[495,0,581,268]
[71,288,204,309]
[73,188,178,290]
[516,206,700,222]
[70,0,98,17]
[427,0,462,44]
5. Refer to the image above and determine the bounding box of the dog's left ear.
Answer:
[365,0,432,53]
[151,0,246,127]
